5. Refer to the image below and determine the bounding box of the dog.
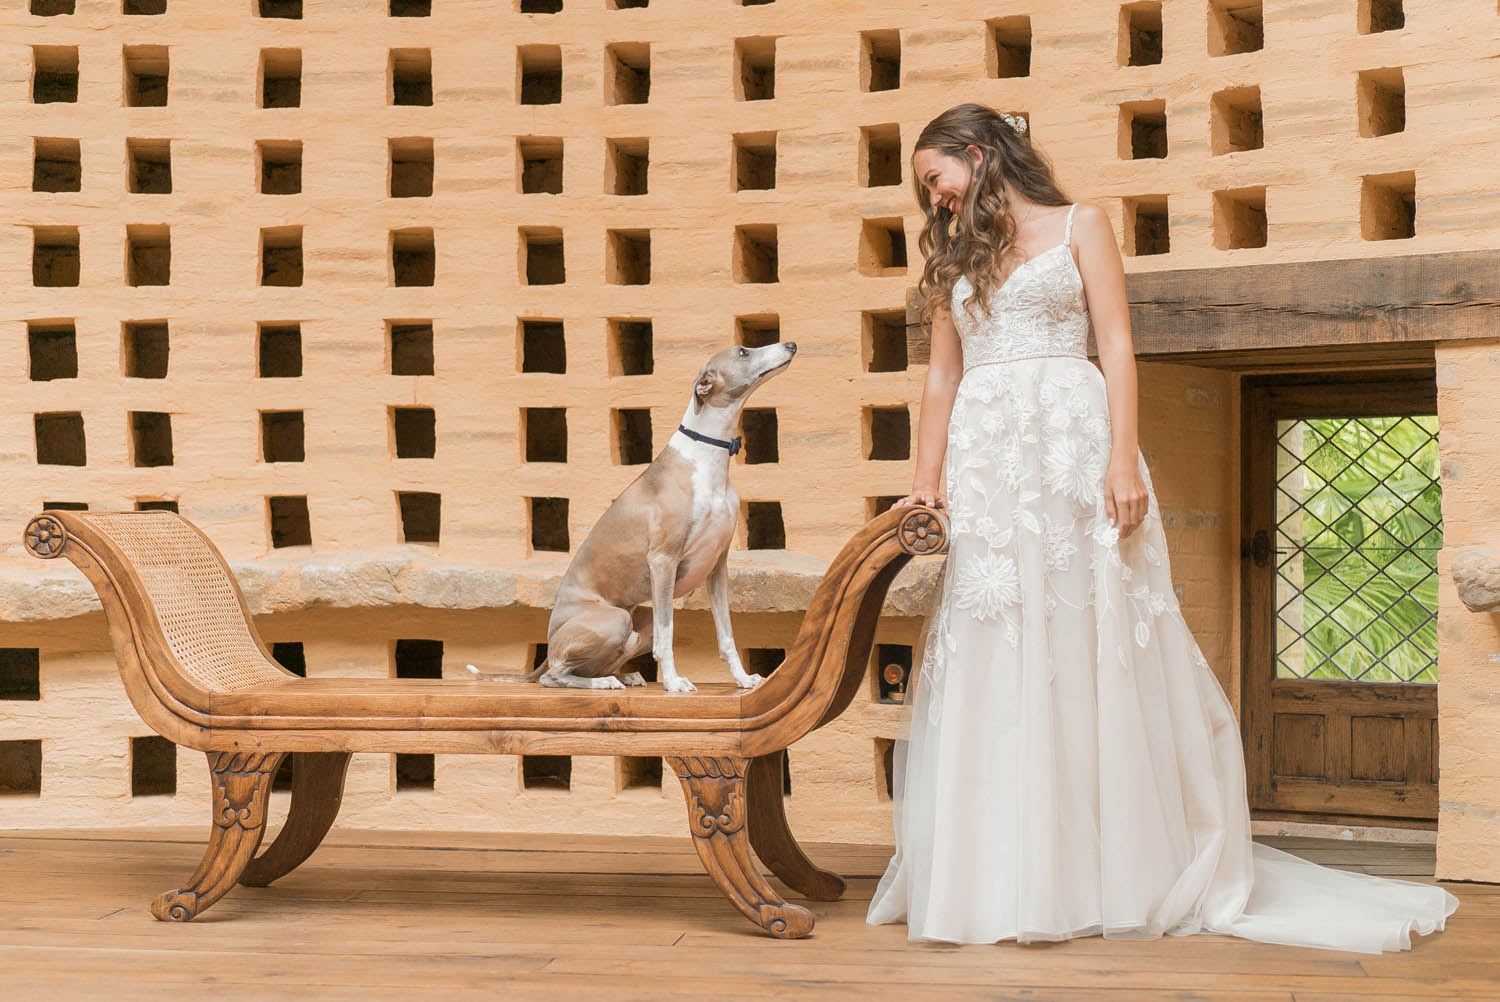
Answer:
[467,340,797,692]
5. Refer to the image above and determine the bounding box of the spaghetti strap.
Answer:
[1063,203,1077,247]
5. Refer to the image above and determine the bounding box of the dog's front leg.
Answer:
[709,549,762,689]
[650,554,695,693]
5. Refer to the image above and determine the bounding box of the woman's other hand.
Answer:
[1103,457,1148,539]
[896,487,947,510]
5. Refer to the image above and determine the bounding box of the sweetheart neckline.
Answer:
[957,242,1079,305]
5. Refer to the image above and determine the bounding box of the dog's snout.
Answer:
[784,341,797,354]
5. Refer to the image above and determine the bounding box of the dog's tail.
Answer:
[464,662,548,683]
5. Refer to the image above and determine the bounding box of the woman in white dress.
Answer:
[866,103,1458,953]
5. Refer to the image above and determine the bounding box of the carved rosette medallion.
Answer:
[897,507,947,556]
[23,515,67,559]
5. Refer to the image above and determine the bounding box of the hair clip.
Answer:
[998,111,1029,136]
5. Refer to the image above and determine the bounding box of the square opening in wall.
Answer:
[530,497,569,551]
[258,140,302,195]
[1124,195,1170,256]
[33,226,79,287]
[260,226,301,287]
[390,0,430,15]
[397,491,441,543]
[1120,3,1163,66]
[520,0,563,11]
[733,224,778,284]
[746,648,784,677]
[619,756,661,791]
[123,45,168,107]
[862,309,908,372]
[271,641,306,676]
[261,410,305,462]
[735,313,779,347]
[606,137,648,195]
[0,649,41,701]
[875,643,913,703]
[390,49,433,106]
[1119,100,1167,159]
[875,738,895,799]
[733,131,776,191]
[130,411,173,467]
[127,138,171,193]
[259,322,302,377]
[520,227,564,285]
[608,318,652,375]
[858,217,908,275]
[987,16,1032,78]
[1361,171,1416,241]
[392,407,436,458]
[395,754,434,789]
[735,37,776,101]
[523,408,567,462]
[32,46,78,104]
[613,408,652,465]
[1357,68,1405,137]
[1208,0,1264,56]
[268,495,311,547]
[606,229,651,285]
[260,49,301,108]
[521,319,566,373]
[605,43,650,105]
[389,137,433,197]
[518,137,563,194]
[746,501,785,550]
[131,735,175,796]
[32,0,76,14]
[861,30,900,91]
[866,495,902,519]
[135,499,177,511]
[391,227,435,286]
[1210,86,1263,154]
[28,322,77,381]
[866,405,910,460]
[395,638,443,678]
[518,45,562,105]
[33,138,81,192]
[859,124,900,187]
[34,412,86,466]
[259,0,301,18]
[123,320,169,378]
[741,408,777,464]
[390,321,434,375]
[523,755,571,790]
[1212,186,1267,249]
[1358,0,1403,33]
[0,740,43,795]
[127,224,171,286]
[44,501,89,511]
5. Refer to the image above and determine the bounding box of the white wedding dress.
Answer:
[867,204,1458,952]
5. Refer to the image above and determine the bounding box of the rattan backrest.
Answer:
[81,512,286,693]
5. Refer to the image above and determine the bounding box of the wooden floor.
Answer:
[0,829,1494,1002]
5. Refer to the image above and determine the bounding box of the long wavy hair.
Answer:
[912,103,1070,328]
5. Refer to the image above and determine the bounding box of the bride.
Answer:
[866,103,1458,952]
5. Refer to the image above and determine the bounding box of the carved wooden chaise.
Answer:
[22,506,946,938]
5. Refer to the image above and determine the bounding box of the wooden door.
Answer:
[1242,377,1440,822]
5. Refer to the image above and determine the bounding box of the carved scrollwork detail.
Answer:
[23,515,67,559]
[897,507,948,556]
[208,751,280,830]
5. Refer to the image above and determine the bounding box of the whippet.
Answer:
[467,340,797,692]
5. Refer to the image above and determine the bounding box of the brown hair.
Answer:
[911,103,1070,329]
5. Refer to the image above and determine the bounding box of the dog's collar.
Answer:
[677,424,742,456]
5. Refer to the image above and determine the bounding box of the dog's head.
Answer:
[692,341,798,413]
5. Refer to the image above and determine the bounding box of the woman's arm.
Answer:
[1071,202,1149,538]
[898,306,963,508]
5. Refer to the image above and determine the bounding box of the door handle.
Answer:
[1242,529,1271,568]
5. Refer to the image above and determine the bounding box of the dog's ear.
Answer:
[692,368,716,411]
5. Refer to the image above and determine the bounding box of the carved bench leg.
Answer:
[747,752,847,902]
[241,752,351,888]
[668,755,815,939]
[150,751,284,921]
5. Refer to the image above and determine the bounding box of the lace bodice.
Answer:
[951,204,1090,370]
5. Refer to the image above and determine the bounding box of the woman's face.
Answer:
[913,145,980,215]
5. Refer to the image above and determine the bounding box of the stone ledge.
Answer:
[1452,547,1500,613]
[0,548,944,624]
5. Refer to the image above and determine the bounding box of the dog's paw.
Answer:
[663,676,697,694]
[618,671,647,687]
[733,672,765,690]
[596,675,627,690]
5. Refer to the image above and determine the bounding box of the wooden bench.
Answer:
[22,505,947,938]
